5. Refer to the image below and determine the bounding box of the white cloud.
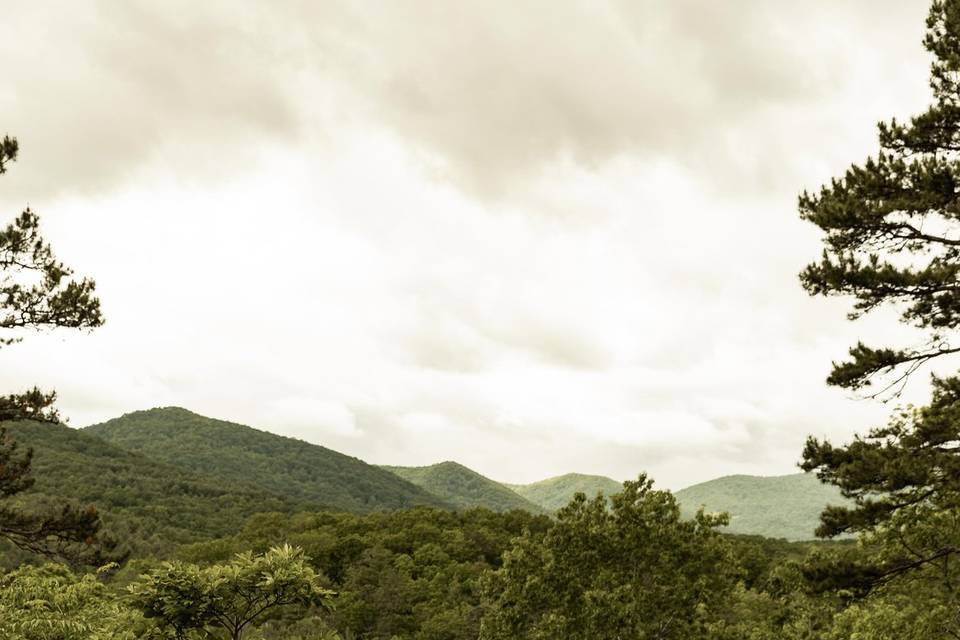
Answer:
[0,1,943,489]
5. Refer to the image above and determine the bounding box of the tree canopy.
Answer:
[128,545,333,640]
[480,476,738,639]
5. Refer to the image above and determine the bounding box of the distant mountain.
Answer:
[508,473,624,511]
[84,407,450,513]
[1,420,302,558]
[382,461,547,514]
[673,473,850,541]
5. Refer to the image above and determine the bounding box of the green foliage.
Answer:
[129,544,333,640]
[180,507,551,639]
[85,407,451,513]
[795,3,960,633]
[0,563,136,639]
[0,152,103,421]
[0,134,106,563]
[798,0,960,394]
[674,473,851,541]
[0,420,304,563]
[0,135,17,173]
[506,473,623,512]
[0,209,103,357]
[382,461,546,514]
[480,475,739,639]
[801,376,960,610]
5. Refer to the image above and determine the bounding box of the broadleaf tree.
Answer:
[128,544,335,640]
[479,476,738,640]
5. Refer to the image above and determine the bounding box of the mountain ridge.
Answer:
[507,473,625,511]
[673,472,850,541]
[83,407,451,513]
[381,461,548,514]
[0,419,305,559]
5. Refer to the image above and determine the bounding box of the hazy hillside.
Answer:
[84,407,450,513]
[674,473,850,541]
[1,420,302,557]
[382,461,547,513]
[508,473,624,511]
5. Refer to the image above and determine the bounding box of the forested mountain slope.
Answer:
[1,420,303,559]
[382,461,547,513]
[673,473,850,541]
[84,407,450,513]
[508,473,624,511]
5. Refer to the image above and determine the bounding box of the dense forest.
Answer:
[5,0,960,638]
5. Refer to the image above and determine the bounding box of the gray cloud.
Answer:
[1,1,929,203]
[0,1,300,201]
[296,0,928,196]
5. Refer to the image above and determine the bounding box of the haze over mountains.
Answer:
[2,407,849,545]
[381,461,547,514]
[507,474,625,511]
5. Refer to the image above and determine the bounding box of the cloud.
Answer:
[296,0,930,196]
[0,1,300,201]
[0,1,930,204]
[0,1,942,489]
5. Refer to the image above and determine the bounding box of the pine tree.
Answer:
[800,0,960,396]
[0,135,105,563]
[800,3,960,614]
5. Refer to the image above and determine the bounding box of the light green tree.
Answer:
[128,544,334,640]
[0,563,135,640]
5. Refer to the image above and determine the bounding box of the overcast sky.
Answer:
[0,1,942,488]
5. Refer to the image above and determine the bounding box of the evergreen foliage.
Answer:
[799,0,960,395]
[798,1,960,632]
[0,134,105,563]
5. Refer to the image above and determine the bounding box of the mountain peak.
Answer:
[83,408,450,513]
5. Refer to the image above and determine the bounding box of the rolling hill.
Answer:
[382,461,547,513]
[673,473,850,541]
[1,420,304,558]
[507,473,624,511]
[83,407,450,513]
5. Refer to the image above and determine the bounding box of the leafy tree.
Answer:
[128,544,334,640]
[799,0,960,396]
[479,476,739,640]
[0,134,104,563]
[0,563,136,640]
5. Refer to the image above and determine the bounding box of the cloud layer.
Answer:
[0,1,940,488]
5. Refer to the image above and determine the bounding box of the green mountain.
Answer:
[382,461,547,514]
[83,407,450,513]
[1,420,303,558]
[673,473,850,541]
[508,473,624,511]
